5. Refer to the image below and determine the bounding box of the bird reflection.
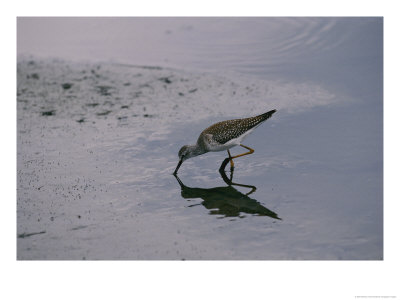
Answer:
[173,158,280,219]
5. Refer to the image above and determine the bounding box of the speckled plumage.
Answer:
[199,109,276,149]
[173,109,276,174]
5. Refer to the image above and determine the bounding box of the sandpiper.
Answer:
[173,109,276,174]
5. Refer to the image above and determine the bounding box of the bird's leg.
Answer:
[230,144,255,160]
[227,149,235,170]
[220,145,254,172]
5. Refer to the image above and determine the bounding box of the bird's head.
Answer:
[173,145,198,174]
[179,145,193,161]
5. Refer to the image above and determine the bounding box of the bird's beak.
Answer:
[173,159,183,175]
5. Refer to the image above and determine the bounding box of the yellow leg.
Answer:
[230,144,255,159]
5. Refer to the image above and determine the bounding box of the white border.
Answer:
[3,1,398,300]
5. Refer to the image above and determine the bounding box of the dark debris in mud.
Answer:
[96,85,113,96]
[158,77,172,84]
[41,110,56,116]
[96,110,112,116]
[27,73,40,79]
[18,231,46,238]
[62,83,73,90]
[86,103,99,107]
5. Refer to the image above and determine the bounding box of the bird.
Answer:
[173,109,276,174]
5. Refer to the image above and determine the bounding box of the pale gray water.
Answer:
[17,17,382,259]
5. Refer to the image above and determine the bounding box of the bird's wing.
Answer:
[201,110,276,146]
[205,119,244,145]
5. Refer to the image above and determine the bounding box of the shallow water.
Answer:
[17,17,382,259]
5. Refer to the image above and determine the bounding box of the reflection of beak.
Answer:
[173,159,183,175]
[173,172,184,188]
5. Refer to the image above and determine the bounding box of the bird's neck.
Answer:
[187,144,206,158]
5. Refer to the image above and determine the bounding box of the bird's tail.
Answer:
[260,109,277,121]
[241,109,277,131]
